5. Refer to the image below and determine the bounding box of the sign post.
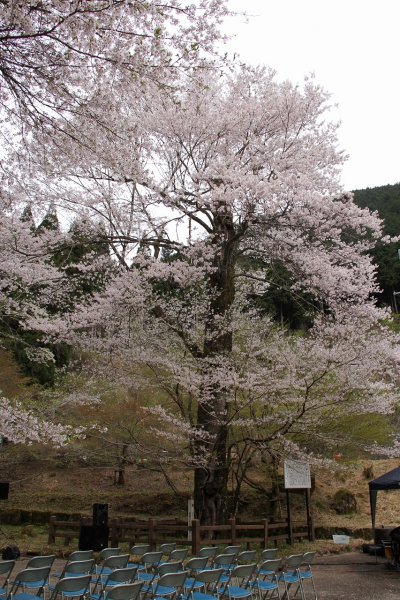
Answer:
[284,460,312,544]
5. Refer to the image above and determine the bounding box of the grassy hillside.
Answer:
[0,346,398,533]
[0,445,398,532]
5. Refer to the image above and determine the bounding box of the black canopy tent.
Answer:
[369,467,400,528]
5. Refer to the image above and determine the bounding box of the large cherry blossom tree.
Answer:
[0,0,229,450]
[16,65,400,524]
[0,1,399,524]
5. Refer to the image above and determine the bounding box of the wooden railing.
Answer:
[48,515,314,554]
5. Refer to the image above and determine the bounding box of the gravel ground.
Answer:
[311,552,399,599]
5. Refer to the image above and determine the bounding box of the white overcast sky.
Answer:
[222,0,400,192]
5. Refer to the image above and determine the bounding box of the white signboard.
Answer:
[284,460,311,489]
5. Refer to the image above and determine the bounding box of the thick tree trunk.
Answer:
[193,210,238,525]
[194,415,229,525]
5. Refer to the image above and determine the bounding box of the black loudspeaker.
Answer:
[79,525,109,552]
[0,483,9,500]
[93,503,108,527]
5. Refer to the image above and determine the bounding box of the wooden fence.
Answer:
[48,515,314,555]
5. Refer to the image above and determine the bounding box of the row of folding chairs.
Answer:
[0,545,316,600]
[120,545,317,600]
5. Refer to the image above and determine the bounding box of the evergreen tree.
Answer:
[353,183,400,309]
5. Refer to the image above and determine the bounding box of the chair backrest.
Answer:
[129,545,150,557]
[189,568,224,587]
[50,575,91,600]
[0,560,15,578]
[213,553,236,567]
[223,546,240,556]
[236,551,256,564]
[257,559,281,577]
[154,571,187,598]
[141,551,163,568]
[64,559,95,575]
[198,547,218,560]
[170,548,188,561]
[261,548,278,561]
[301,551,316,566]
[105,567,139,585]
[185,557,208,572]
[12,566,51,592]
[284,554,304,570]
[103,555,130,570]
[68,550,93,561]
[101,548,122,560]
[157,561,183,577]
[26,554,56,568]
[105,582,143,600]
[159,543,176,557]
[231,563,257,585]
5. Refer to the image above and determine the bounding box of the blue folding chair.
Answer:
[94,554,130,582]
[183,568,224,600]
[48,575,91,600]
[49,558,95,595]
[198,548,218,565]
[223,547,240,556]
[236,552,257,565]
[18,558,55,598]
[183,557,208,593]
[159,544,177,561]
[8,566,51,600]
[53,552,94,579]
[26,556,56,570]
[100,549,121,561]
[298,552,317,600]
[90,566,139,600]
[149,571,187,600]
[129,545,150,562]
[261,550,278,562]
[136,552,163,582]
[0,560,14,598]
[141,562,185,600]
[279,555,305,600]
[95,550,122,575]
[68,551,94,562]
[218,563,257,600]
[104,582,143,600]
[212,554,237,582]
[251,559,281,600]
[169,549,188,562]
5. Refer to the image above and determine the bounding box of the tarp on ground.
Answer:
[369,467,400,528]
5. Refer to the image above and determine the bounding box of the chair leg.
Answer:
[281,580,305,600]
[300,577,317,600]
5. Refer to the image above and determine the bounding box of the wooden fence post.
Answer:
[149,518,156,550]
[286,490,293,545]
[110,518,119,547]
[192,519,200,556]
[309,512,315,542]
[48,516,56,544]
[262,518,269,548]
[305,489,315,541]
[229,518,236,544]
